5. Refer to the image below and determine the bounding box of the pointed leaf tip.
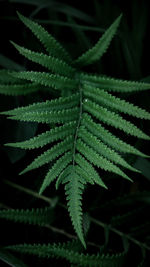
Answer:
[103,184,108,190]
[16,11,72,64]
[10,41,19,50]
[4,143,12,147]
[74,13,123,67]
[17,11,23,20]
[19,168,28,176]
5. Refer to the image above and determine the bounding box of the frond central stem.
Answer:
[72,86,83,167]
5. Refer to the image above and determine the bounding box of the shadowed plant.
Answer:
[0,11,150,252]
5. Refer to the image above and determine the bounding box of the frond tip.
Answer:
[64,168,86,248]
[74,14,122,67]
[81,73,150,92]
[0,207,52,226]
[11,71,77,90]
[83,84,150,120]
[17,12,72,64]
[6,240,128,266]
[10,41,75,77]
[0,83,40,96]
[84,99,150,140]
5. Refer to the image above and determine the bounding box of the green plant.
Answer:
[0,9,150,266]
[0,206,129,266]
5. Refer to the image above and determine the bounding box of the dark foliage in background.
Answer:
[0,0,150,266]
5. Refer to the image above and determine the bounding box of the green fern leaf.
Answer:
[75,165,95,185]
[5,108,79,124]
[1,12,150,249]
[81,73,150,92]
[64,169,86,248]
[83,84,150,119]
[82,114,149,157]
[78,126,140,172]
[5,122,76,149]
[75,153,107,188]
[17,12,72,64]
[84,99,150,139]
[0,69,23,84]
[39,152,72,194]
[0,207,52,226]
[11,41,75,78]
[55,165,73,190]
[74,14,122,67]
[20,136,73,175]
[1,93,79,116]
[11,71,78,90]
[6,240,128,266]
[0,83,41,96]
[77,139,132,181]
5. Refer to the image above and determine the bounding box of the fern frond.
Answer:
[77,139,131,181]
[17,12,72,64]
[78,126,139,173]
[0,83,41,96]
[1,11,150,251]
[0,207,52,226]
[75,165,95,185]
[11,71,78,90]
[0,69,23,84]
[6,241,128,266]
[75,153,107,188]
[74,14,122,67]
[83,85,150,119]
[1,93,79,116]
[55,165,73,190]
[40,161,92,246]
[82,114,149,157]
[81,73,150,92]
[20,136,73,175]
[39,152,72,194]
[5,108,79,124]
[84,99,150,140]
[5,122,76,149]
[11,41,75,78]
[64,169,86,248]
